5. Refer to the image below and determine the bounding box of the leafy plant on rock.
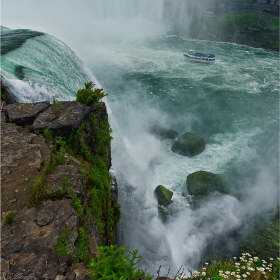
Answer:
[73,227,92,265]
[76,82,107,106]
[4,211,15,224]
[90,245,152,280]
[55,226,71,255]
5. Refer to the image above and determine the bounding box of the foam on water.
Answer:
[1,13,278,275]
[1,31,97,102]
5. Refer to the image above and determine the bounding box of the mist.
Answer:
[1,0,279,277]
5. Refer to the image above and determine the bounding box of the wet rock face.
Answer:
[172,132,205,156]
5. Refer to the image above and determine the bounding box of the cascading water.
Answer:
[1,0,279,277]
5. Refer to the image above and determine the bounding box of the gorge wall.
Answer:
[1,83,120,279]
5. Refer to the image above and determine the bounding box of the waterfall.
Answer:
[1,0,279,277]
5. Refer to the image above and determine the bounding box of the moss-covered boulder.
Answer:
[171,132,205,156]
[154,185,173,207]
[187,171,230,196]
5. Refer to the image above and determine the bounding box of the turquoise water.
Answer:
[88,36,279,273]
[1,26,279,275]
[1,27,94,102]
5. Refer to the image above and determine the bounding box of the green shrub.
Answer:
[52,153,65,166]
[29,176,49,206]
[81,143,91,161]
[76,82,107,106]
[73,227,92,265]
[34,129,41,135]
[52,136,67,165]
[4,211,15,224]
[43,129,53,140]
[55,226,71,255]
[71,188,83,215]
[90,245,152,280]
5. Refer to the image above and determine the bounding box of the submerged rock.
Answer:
[172,132,205,156]
[149,124,178,140]
[1,199,79,279]
[154,185,173,207]
[187,170,230,196]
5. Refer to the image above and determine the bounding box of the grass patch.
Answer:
[29,175,49,206]
[73,227,92,265]
[55,226,71,255]
[71,188,83,215]
[52,97,65,116]
[4,211,15,224]
[90,245,153,280]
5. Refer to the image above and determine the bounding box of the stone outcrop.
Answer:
[1,123,51,212]
[1,100,118,279]
[3,102,50,125]
[154,185,173,207]
[31,101,91,135]
[172,132,205,156]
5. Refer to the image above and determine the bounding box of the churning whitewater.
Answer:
[1,0,279,276]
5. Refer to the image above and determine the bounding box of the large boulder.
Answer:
[31,101,91,135]
[154,185,173,207]
[149,124,178,140]
[187,171,230,196]
[3,102,50,125]
[172,132,205,156]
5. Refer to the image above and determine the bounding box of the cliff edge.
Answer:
[1,93,120,279]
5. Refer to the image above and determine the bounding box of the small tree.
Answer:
[76,82,107,106]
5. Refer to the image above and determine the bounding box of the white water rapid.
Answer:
[1,0,279,277]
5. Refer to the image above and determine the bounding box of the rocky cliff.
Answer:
[1,89,120,279]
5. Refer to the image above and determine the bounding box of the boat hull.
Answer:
[183,51,215,63]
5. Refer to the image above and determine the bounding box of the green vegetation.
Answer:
[52,136,67,165]
[76,81,107,106]
[73,227,92,265]
[1,79,12,104]
[55,226,71,255]
[185,253,280,280]
[90,245,153,280]
[189,11,279,51]
[4,211,15,224]
[71,188,83,215]
[16,126,23,132]
[52,96,64,116]
[43,128,53,140]
[239,211,279,261]
[29,175,49,206]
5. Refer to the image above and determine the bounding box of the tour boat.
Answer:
[183,50,215,63]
